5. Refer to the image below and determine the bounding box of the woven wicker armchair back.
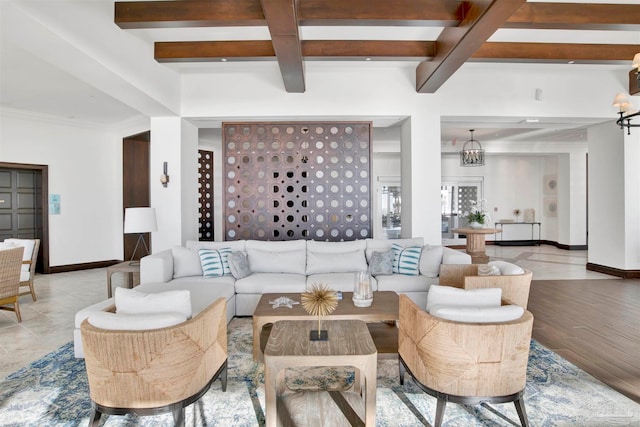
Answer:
[398,294,533,427]
[81,297,228,427]
[0,246,25,322]
[439,264,533,308]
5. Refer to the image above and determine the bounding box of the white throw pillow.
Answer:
[247,248,306,274]
[426,285,502,312]
[87,311,187,330]
[488,260,525,275]
[429,304,524,323]
[115,287,192,319]
[4,238,35,273]
[419,245,443,278]
[171,246,203,278]
[199,247,232,277]
[306,249,368,274]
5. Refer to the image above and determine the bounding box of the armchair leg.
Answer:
[433,398,446,427]
[14,301,21,322]
[88,407,102,427]
[398,357,406,385]
[514,396,530,427]
[171,404,184,427]
[221,363,228,392]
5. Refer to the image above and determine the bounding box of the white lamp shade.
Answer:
[124,207,157,234]
[632,53,640,70]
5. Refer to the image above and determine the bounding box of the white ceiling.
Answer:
[0,0,636,143]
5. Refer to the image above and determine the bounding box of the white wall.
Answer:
[588,121,640,270]
[0,109,148,266]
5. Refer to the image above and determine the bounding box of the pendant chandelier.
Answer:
[612,53,640,135]
[460,129,485,167]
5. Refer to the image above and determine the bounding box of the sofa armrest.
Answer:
[442,247,472,265]
[140,249,174,284]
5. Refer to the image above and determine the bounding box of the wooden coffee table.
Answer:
[253,291,399,363]
[264,319,377,427]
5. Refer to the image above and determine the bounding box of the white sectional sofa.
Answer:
[73,237,470,357]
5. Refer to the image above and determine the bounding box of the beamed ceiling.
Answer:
[114,0,640,93]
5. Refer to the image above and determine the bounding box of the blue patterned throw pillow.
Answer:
[199,247,232,278]
[391,243,422,276]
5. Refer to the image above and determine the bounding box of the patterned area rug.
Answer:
[0,317,638,426]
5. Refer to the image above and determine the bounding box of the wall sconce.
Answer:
[160,161,170,187]
[612,53,640,135]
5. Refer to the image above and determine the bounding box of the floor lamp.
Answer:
[124,207,157,265]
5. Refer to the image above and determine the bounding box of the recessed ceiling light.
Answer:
[525,118,539,123]
[221,58,228,62]
[365,57,372,61]
[568,60,575,64]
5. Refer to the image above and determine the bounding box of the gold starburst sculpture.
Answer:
[301,283,338,340]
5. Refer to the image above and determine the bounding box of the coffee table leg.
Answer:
[365,356,377,426]
[253,319,265,362]
[264,360,277,427]
[353,367,362,395]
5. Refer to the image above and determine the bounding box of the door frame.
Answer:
[0,161,50,273]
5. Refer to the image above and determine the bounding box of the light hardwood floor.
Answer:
[0,245,637,406]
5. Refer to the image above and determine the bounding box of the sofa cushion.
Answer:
[306,272,378,293]
[228,251,251,279]
[199,247,232,277]
[115,287,192,318]
[429,304,525,323]
[488,260,525,275]
[171,246,203,278]
[391,243,421,276]
[87,311,187,330]
[234,272,307,294]
[419,245,443,278]
[368,250,393,276]
[426,285,502,312]
[376,274,435,293]
[307,240,366,253]
[247,248,307,274]
[306,249,367,274]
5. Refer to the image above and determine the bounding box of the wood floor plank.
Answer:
[529,278,640,404]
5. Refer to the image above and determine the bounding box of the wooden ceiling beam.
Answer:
[506,3,640,30]
[297,0,461,26]
[114,0,265,29]
[303,41,436,59]
[416,0,526,93]
[261,0,305,92]
[474,43,640,62]
[156,41,275,62]
[155,40,436,62]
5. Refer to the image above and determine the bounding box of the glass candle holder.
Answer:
[353,271,373,307]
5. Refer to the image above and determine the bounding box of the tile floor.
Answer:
[0,244,617,380]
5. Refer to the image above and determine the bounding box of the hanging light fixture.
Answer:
[460,129,485,167]
[613,53,640,135]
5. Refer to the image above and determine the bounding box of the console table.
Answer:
[453,227,499,264]
[495,222,541,246]
[106,261,140,298]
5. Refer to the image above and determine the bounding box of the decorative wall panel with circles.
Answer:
[223,122,371,241]
[198,150,214,241]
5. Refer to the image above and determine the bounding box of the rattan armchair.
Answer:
[81,297,228,427]
[398,294,533,427]
[439,264,533,308]
[0,246,25,322]
[3,238,40,301]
